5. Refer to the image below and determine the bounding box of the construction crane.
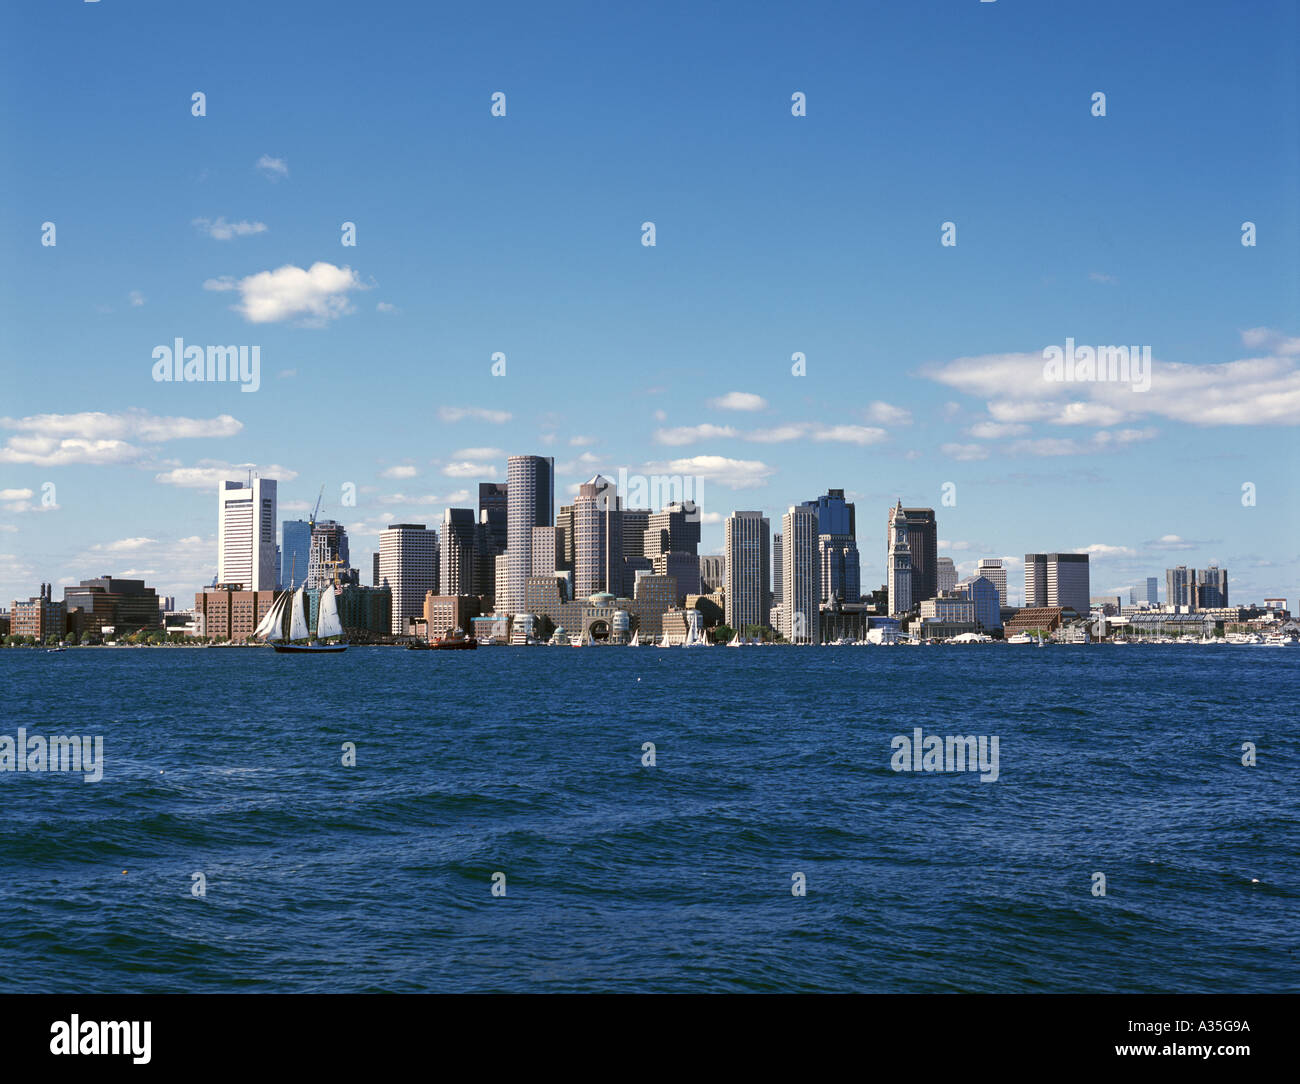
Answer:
[308,484,325,532]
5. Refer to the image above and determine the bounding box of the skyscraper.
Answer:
[725,511,770,631]
[799,489,860,604]
[574,474,623,597]
[1026,553,1090,613]
[901,507,938,604]
[441,508,479,597]
[936,556,957,594]
[781,506,820,643]
[887,500,913,616]
[306,520,351,588]
[772,533,783,606]
[504,455,554,614]
[218,478,277,592]
[1145,576,1159,605]
[1167,565,1229,610]
[975,558,1008,608]
[379,523,439,634]
[478,482,508,553]
[282,518,311,588]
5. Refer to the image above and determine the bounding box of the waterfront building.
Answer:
[478,482,509,554]
[10,583,65,641]
[64,576,162,634]
[645,502,702,559]
[422,593,481,640]
[975,558,1008,608]
[1003,606,1065,637]
[504,455,554,614]
[379,523,439,635]
[304,584,392,639]
[1146,576,1159,605]
[532,525,562,578]
[724,511,771,631]
[194,584,277,642]
[281,519,311,588]
[218,478,278,593]
[957,575,1002,630]
[523,572,677,640]
[886,500,913,616]
[781,505,820,643]
[772,533,783,606]
[652,551,700,602]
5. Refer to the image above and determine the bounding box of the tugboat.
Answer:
[430,626,477,650]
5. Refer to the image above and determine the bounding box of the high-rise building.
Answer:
[504,455,554,614]
[1145,576,1159,605]
[11,583,65,641]
[574,475,623,597]
[1166,565,1229,610]
[441,508,479,597]
[887,500,913,616]
[379,523,439,634]
[372,551,380,588]
[699,554,726,593]
[478,482,508,554]
[724,511,770,631]
[975,558,1008,608]
[936,557,957,594]
[901,507,937,604]
[532,525,561,577]
[956,575,1002,630]
[64,576,162,633]
[645,502,701,558]
[800,489,860,604]
[772,533,783,606]
[1026,553,1090,613]
[306,520,351,588]
[218,478,277,592]
[781,506,820,642]
[281,519,311,588]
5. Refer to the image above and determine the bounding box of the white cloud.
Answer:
[380,465,418,479]
[863,401,912,425]
[810,425,887,446]
[642,455,773,490]
[442,461,496,479]
[128,290,146,307]
[154,461,299,488]
[708,391,768,412]
[205,262,365,325]
[450,447,505,460]
[569,435,596,446]
[655,424,738,446]
[1080,543,1136,557]
[376,301,399,313]
[0,488,34,500]
[940,442,989,461]
[0,437,139,467]
[192,217,268,241]
[256,155,288,180]
[437,406,512,424]
[967,421,1028,439]
[1,410,242,442]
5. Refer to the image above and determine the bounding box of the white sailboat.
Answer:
[627,629,640,647]
[258,583,348,653]
[727,631,742,647]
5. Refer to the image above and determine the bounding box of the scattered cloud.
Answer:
[642,455,773,490]
[437,406,512,424]
[863,401,912,425]
[256,155,288,180]
[128,290,146,307]
[708,391,767,412]
[192,217,268,241]
[380,465,418,479]
[204,262,365,326]
[154,461,299,488]
[940,442,989,461]
[655,424,738,446]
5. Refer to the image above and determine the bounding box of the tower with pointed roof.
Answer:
[887,499,913,616]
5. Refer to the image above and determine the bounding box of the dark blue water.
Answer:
[1,645,1296,993]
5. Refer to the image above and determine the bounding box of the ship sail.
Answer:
[289,587,310,641]
[254,592,288,641]
[317,584,343,639]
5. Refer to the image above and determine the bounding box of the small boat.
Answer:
[727,632,742,647]
[627,630,640,647]
[256,583,348,653]
[430,627,478,650]
[1005,632,1032,644]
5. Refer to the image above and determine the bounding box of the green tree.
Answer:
[711,624,734,644]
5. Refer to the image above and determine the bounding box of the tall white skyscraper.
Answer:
[379,523,439,634]
[218,478,277,591]
[725,510,770,631]
[504,455,554,614]
[781,506,820,643]
[573,474,621,597]
[975,557,1008,608]
[887,499,912,616]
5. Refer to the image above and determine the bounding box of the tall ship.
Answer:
[254,575,348,654]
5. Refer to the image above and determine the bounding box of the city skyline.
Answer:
[2,1,1298,610]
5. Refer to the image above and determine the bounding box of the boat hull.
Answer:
[273,642,348,654]
[430,638,477,650]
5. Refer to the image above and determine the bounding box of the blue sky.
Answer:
[2,0,1298,608]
